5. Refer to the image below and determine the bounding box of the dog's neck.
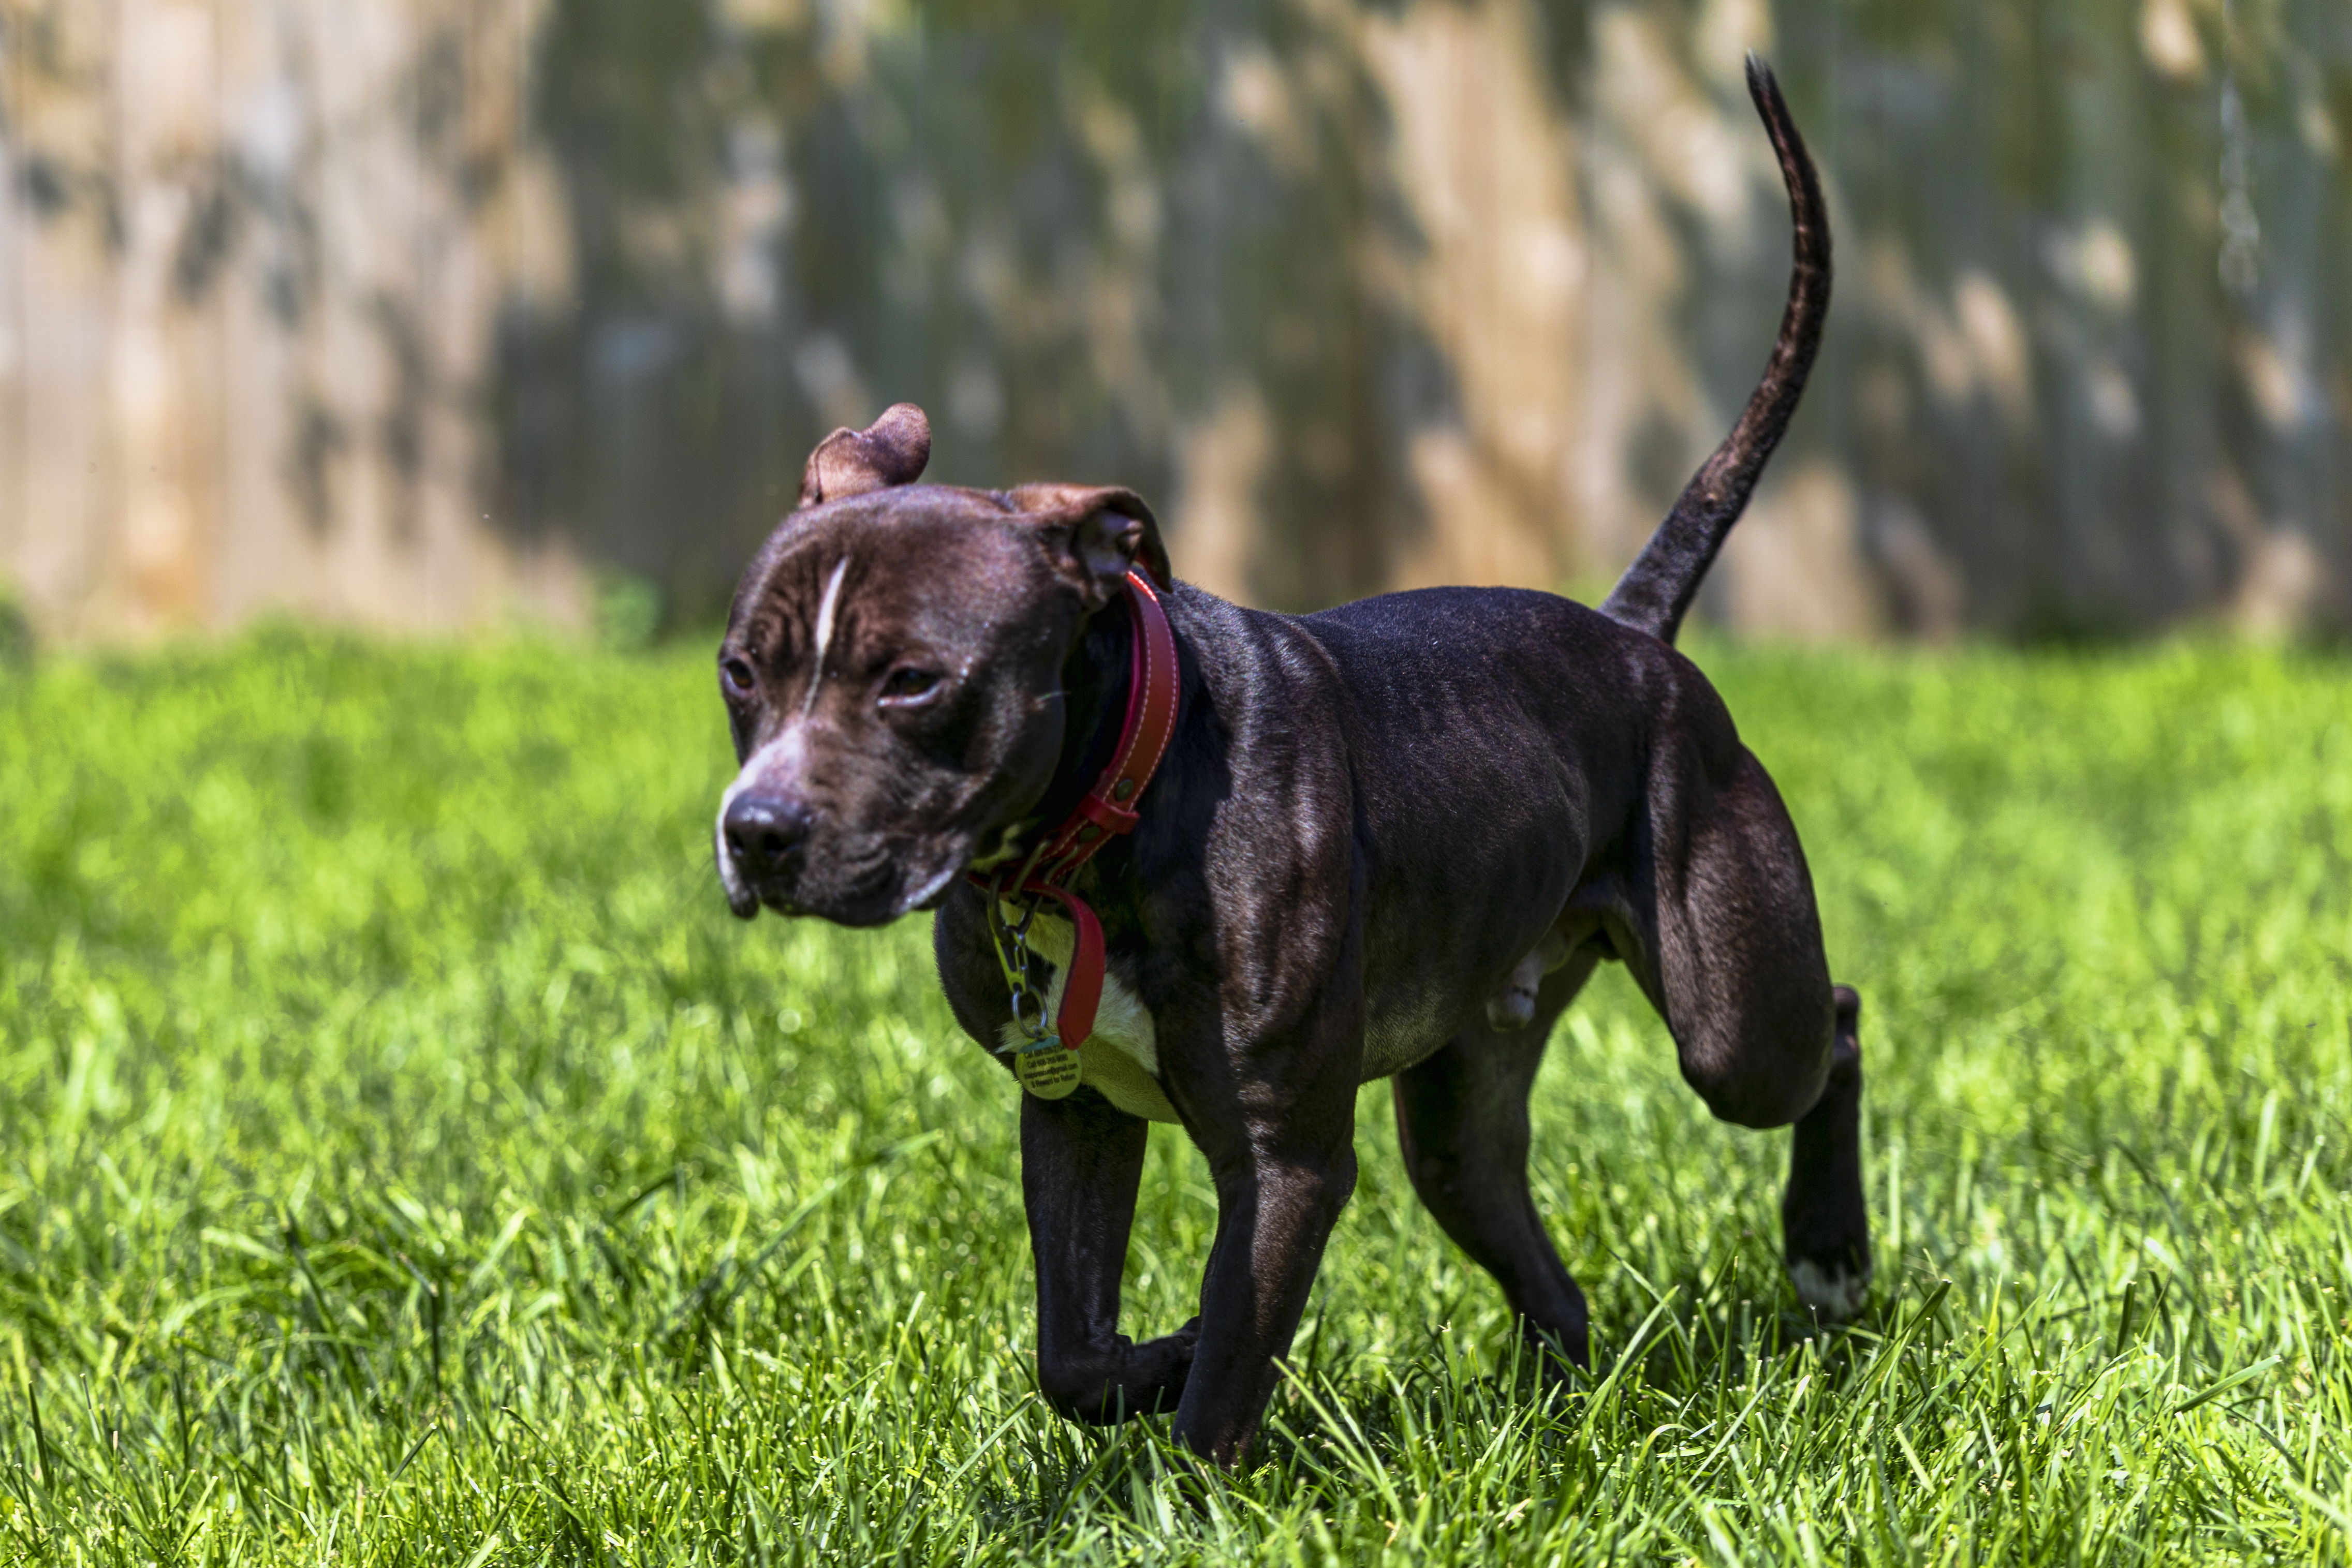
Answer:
[1023,597,1140,850]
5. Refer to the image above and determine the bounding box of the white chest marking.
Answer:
[996,910,1176,1122]
[803,555,850,716]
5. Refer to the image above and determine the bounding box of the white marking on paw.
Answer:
[803,555,850,716]
[1789,1257,1872,1320]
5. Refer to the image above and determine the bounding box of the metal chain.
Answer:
[986,843,1061,1050]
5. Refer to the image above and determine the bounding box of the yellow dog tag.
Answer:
[1016,1045,1082,1100]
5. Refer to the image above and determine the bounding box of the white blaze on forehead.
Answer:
[802,555,851,716]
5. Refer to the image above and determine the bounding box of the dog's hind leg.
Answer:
[1392,952,1600,1373]
[1637,735,1873,1319]
[1783,984,1870,1317]
[1637,737,1838,1130]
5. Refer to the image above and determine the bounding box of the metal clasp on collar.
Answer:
[985,848,1059,1051]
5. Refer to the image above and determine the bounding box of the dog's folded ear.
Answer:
[1009,484,1173,609]
[798,403,932,507]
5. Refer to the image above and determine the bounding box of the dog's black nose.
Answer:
[723,792,813,878]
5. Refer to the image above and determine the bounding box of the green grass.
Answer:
[2,626,2350,1564]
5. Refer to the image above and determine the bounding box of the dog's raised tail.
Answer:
[1600,56,1831,646]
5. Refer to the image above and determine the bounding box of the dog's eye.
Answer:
[721,656,757,697]
[879,666,943,705]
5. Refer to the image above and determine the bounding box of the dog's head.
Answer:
[714,403,1170,926]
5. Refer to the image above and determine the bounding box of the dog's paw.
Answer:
[1788,1255,1871,1320]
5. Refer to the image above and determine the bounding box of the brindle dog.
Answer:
[713,58,1866,1466]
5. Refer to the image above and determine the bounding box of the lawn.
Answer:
[2,627,2350,1564]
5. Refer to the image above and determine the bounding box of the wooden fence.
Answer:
[2,0,2345,642]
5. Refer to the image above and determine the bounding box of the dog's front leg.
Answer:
[1164,997,1364,1467]
[1171,1113,1359,1465]
[1023,1087,1198,1422]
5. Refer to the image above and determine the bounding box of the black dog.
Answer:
[714,58,1866,1467]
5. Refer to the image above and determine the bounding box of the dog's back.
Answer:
[1252,54,1830,1077]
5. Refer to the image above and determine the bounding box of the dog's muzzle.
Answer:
[715,790,969,925]
[724,791,812,879]
[716,789,810,920]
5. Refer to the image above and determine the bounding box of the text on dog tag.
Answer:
[1016,1045,1083,1100]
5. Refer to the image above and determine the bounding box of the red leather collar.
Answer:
[974,570,1180,1051]
[1029,571,1180,876]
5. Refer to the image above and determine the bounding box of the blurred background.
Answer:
[0,0,2345,646]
